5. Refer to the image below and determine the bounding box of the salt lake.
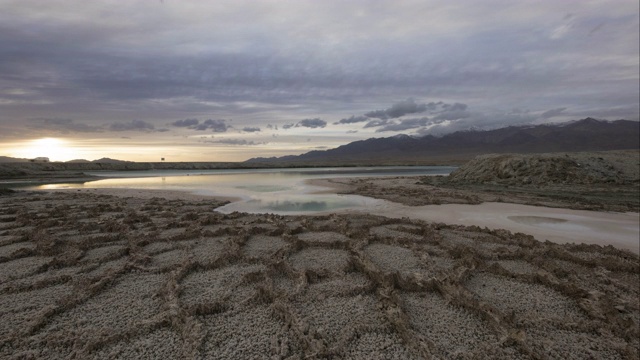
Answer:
[29,165,639,253]
[34,166,456,214]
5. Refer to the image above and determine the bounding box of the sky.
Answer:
[0,0,638,162]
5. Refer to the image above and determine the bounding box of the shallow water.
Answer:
[32,166,455,214]
[23,166,639,252]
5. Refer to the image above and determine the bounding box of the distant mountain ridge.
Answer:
[246,118,640,165]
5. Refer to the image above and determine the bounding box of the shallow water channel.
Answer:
[33,166,455,214]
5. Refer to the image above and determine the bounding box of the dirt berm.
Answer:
[448,150,639,186]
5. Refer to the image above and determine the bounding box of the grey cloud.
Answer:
[365,99,429,120]
[334,115,369,125]
[297,118,326,128]
[28,118,102,133]
[376,117,430,132]
[346,130,358,133]
[242,126,261,132]
[540,107,567,119]
[193,124,210,131]
[281,118,327,129]
[363,110,388,120]
[424,102,470,121]
[363,119,389,128]
[588,22,605,36]
[205,138,265,146]
[109,120,156,132]
[442,103,468,112]
[433,110,471,121]
[202,119,231,132]
[0,1,637,144]
[172,118,199,127]
[386,99,429,118]
[418,111,539,136]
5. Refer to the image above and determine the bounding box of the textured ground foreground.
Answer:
[0,191,638,359]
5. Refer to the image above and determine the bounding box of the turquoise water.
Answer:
[33,166,455,214]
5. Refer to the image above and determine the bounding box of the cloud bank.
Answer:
[0,1,637,160]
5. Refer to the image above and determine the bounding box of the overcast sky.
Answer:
[1,0,638,161]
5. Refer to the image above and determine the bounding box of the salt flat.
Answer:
[0,190,637,359]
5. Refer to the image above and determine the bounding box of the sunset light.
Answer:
[12,138,76,162]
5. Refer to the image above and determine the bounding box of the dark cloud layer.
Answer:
[364,99,431,120]
[242,127,261,132]
[281,118,327,129]
[334,115,370,125]
[172,119,231,132]
[297,118,327,129]
[172,119,200,127]
[343,100,473,132]
[375,117,431,132]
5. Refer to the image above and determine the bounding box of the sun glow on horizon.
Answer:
[10,138,78,162]
[2,135,329,163]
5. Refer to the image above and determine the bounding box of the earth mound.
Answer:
[448,150,639,186]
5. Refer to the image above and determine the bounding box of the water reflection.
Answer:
[235,185,291,192]
[27,166,455,215]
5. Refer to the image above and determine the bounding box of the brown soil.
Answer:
[0,190,638,359]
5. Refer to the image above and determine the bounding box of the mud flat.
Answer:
[0,189,638,359]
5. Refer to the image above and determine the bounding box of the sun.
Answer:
[15,138,76,162]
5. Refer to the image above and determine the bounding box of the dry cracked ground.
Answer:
[0,191,638,359]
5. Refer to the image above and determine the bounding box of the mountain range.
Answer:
[1,118,638,167]
[246,118,640,165]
